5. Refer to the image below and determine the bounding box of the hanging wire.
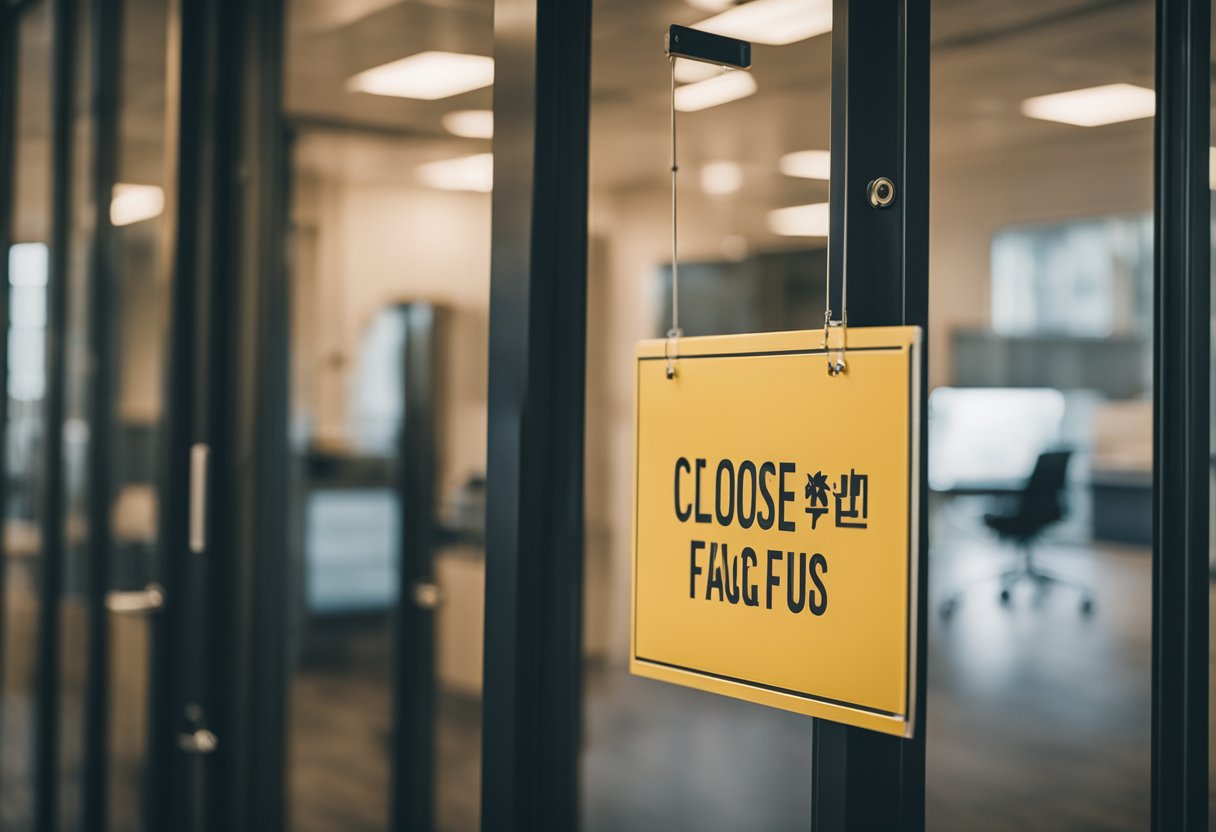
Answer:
[824,189,848,376]
[666,55,682,380]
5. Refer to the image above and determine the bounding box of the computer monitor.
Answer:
[928,387,1066,491]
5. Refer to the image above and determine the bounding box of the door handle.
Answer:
[177,728,219,755]
[105,583,165,614]
[410,580,442,610]
[177,703,218,755]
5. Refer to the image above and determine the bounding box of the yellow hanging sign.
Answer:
[631,326,922,738]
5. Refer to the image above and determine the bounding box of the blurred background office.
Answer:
[0,0,1202,831]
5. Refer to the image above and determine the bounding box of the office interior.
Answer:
[0,0,1208,830]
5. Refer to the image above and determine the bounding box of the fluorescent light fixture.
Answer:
[442,109,494,139]
[674,59,724,84]
[348,51,494,100]
[110,184,165,227]
[674,71,757,112]
[1021,83,1155,127]
[686,0,734,10]
[1209,147,1216,190]
[778,149,831,180]
[695,0,832,46]
[700,161,743,195]
[768,202,829,237]
[416,153,493,192]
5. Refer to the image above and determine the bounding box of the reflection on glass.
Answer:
[283,0,493,827]
[106,0,172,828]
[582,0,828,829]
[928,2,1154,829]
[58,0,98,827]
[1,2,53,827]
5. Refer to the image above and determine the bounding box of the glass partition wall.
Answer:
[928,3,1155,828]
[282,1,493,829]
[582,2,830,828]
[581,1,1158,830]
[1,3,53,826]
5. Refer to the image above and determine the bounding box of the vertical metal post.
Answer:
[0,3,20,787]
[813,0,929,828]
[219,0,289,828]
[81,0,121,827]
[147,0,212,826]
[35,0,78,827]
[391,304,440,832]
[1151,0,1209,828]
[480,0,592,828]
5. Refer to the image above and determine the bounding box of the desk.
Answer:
[1091,469,1152,546]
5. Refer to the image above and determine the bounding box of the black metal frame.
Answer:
[812,0,929,829]
[219,1,289,828]
[33,0,77,827]
[1151,0,1209,829]
[480,0,593,829]
[0,0,19,794]
[81,0,120,827]
[148,0,289,830]
[391,304,442,832]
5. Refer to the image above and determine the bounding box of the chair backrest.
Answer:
[1018,449,1072,524]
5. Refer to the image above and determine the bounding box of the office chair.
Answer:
[940,450,1094,617]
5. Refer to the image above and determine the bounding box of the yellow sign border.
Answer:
[630,326,922,738]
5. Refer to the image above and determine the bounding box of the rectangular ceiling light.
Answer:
[110,184,165,227]
[348,51,494,100]
[1209,147,1216,190]
[674,58,725,84]
[442,109,494,139]
[416,153,493,192]
[674,71,757,112]
[768,202,829,237]
[779,149,831,180]
[695,0,832,46]
[1021,83,1155,127]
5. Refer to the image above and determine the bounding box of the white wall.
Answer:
[293,164,491,506]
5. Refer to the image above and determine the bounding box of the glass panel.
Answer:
[283,0,493,828]
[583,1,830,828]
[57,0,97,827]
[928,2,1154,828]
[2,3,53,828]
[107,0,171,828]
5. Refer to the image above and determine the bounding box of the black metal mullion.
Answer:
[812,0,929,829]
[0,1,20,808]
[34,0,77,827]
[391,304,439,832]
[147,0,210,825]
[480,0,592,828]
[1151,0,1209,828]
[80,0,120,827]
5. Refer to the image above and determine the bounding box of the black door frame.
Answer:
[480,0,593,829]
[810,0,929,827]
[1152,0,1210,828]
